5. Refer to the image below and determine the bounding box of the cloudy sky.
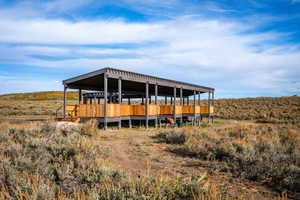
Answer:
[0,0,300,97]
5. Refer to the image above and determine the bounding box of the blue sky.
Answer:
[0,0,300,98]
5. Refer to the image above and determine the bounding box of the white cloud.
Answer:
[0,14,299,96]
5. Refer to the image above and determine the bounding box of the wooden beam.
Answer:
[118,77,122,129]
[145,82,149,129]
[104,73,108,130]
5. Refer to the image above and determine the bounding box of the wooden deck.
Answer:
[66,104,213,118]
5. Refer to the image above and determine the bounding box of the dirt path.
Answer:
[96,124,279,199]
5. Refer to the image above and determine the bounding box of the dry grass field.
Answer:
[0,91,299,123]
[0,91,299,199]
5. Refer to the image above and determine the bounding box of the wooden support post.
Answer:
[165,96,167,105]
[118,77,122,129]
[173,86,176,125]
[142,97,144,105]
[63,85,67,118]
[149,96,151,104]
[128,98,131,105]
[187,96,189,105]
[89,98,92,104]
[104,73,108,130]
[145,82,149,129]
[155,84,158,128]
[180,87,183,125]
[171,96,173,105]
[78,89,82,104]
[193,90,196,126]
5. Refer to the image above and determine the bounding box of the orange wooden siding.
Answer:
[68,104,213,118]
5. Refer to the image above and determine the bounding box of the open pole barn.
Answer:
[61,67,214,129]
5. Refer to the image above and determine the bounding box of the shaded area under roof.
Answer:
[63,67,214,97]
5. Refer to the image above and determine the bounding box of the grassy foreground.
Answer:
[0,92,299,199]
[0,120,236,200]
[156,123,300,198]
[0,120,296,199]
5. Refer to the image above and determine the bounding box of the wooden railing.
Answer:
[66,104,213,118]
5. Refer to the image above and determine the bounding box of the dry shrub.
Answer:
[80,119,99,136]
[0,121,229,200]
[157,124,300,198]
[213,96,300,124]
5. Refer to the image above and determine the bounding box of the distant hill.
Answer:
[0,91,78,101]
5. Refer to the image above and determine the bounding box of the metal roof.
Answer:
[63,67,214,96]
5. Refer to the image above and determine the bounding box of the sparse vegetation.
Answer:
[156,124,300,198]
[0,121,232,200]
[0,91,298,199]
[214,96,300,124]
